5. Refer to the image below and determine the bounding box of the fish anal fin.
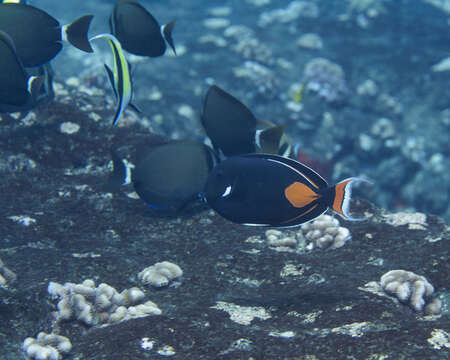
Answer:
[285,181,319,208]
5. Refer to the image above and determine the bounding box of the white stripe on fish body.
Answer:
[123,159,134,185]
[254,129,263,150]
[27,76,38,94]
[266,157,322,189]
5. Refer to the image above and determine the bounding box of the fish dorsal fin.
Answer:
[63,15,94,53]
[256,125,285,154]
[162,20,176,55]
[242,153,328,189]
[201,85,257,156]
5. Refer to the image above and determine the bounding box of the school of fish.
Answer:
[0,0,370,227]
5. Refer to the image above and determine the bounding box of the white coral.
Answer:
[48,279,160,326]
[301,214,351,250]
[0,258,17,286]
[138,261,183,287]
[23,332,71,360]
[265,229,297,248]
[380,270,441,315]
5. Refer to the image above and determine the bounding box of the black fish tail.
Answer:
[162,21,176,55]
[65,15,94,53]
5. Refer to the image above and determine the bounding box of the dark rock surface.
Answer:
[0,94,448,359]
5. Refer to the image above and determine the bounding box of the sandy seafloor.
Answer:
[0,0,449,359]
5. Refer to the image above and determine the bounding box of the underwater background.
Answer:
[0,0,449,359]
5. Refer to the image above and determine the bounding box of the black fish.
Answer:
[109,140,217,212]
[109,0,176,57]
[0,3,93,67]
[204,153,368,227]
[0,0,54,107]
[0,30,44,113]
[201,85,294,158]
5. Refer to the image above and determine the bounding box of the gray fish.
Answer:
[0,3,93,67]
[109,0,176,57]
[109,140,218,213]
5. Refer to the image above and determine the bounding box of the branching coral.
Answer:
[380,270,441,315]
[47,279,161,326]
[22,332,71,360]
[301,214,351,250]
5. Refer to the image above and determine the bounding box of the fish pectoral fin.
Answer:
[284,181,319,208]
[64,15,94,53]
[103,64,118,100]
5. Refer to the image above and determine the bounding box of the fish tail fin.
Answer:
[162,21,176,55]
[64,15,94,53]
[331,177,372,221]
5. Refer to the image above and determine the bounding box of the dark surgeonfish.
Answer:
[109,0,176,57]
[0,30,44,113]
[0,3,93,68]
[201,85,294,158]
[0,0,54,106]
[203,153,369,227]
[109,140,218,212]
[90,33,140,126]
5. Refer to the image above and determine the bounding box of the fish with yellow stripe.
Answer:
[203,153,369,227]
[90,33,140,126]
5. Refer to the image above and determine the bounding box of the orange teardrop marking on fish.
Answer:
[284,182,319,208]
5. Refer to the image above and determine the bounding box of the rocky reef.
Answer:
[0,90,448,359]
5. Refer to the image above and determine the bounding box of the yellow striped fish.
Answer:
[90,33,140,126]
